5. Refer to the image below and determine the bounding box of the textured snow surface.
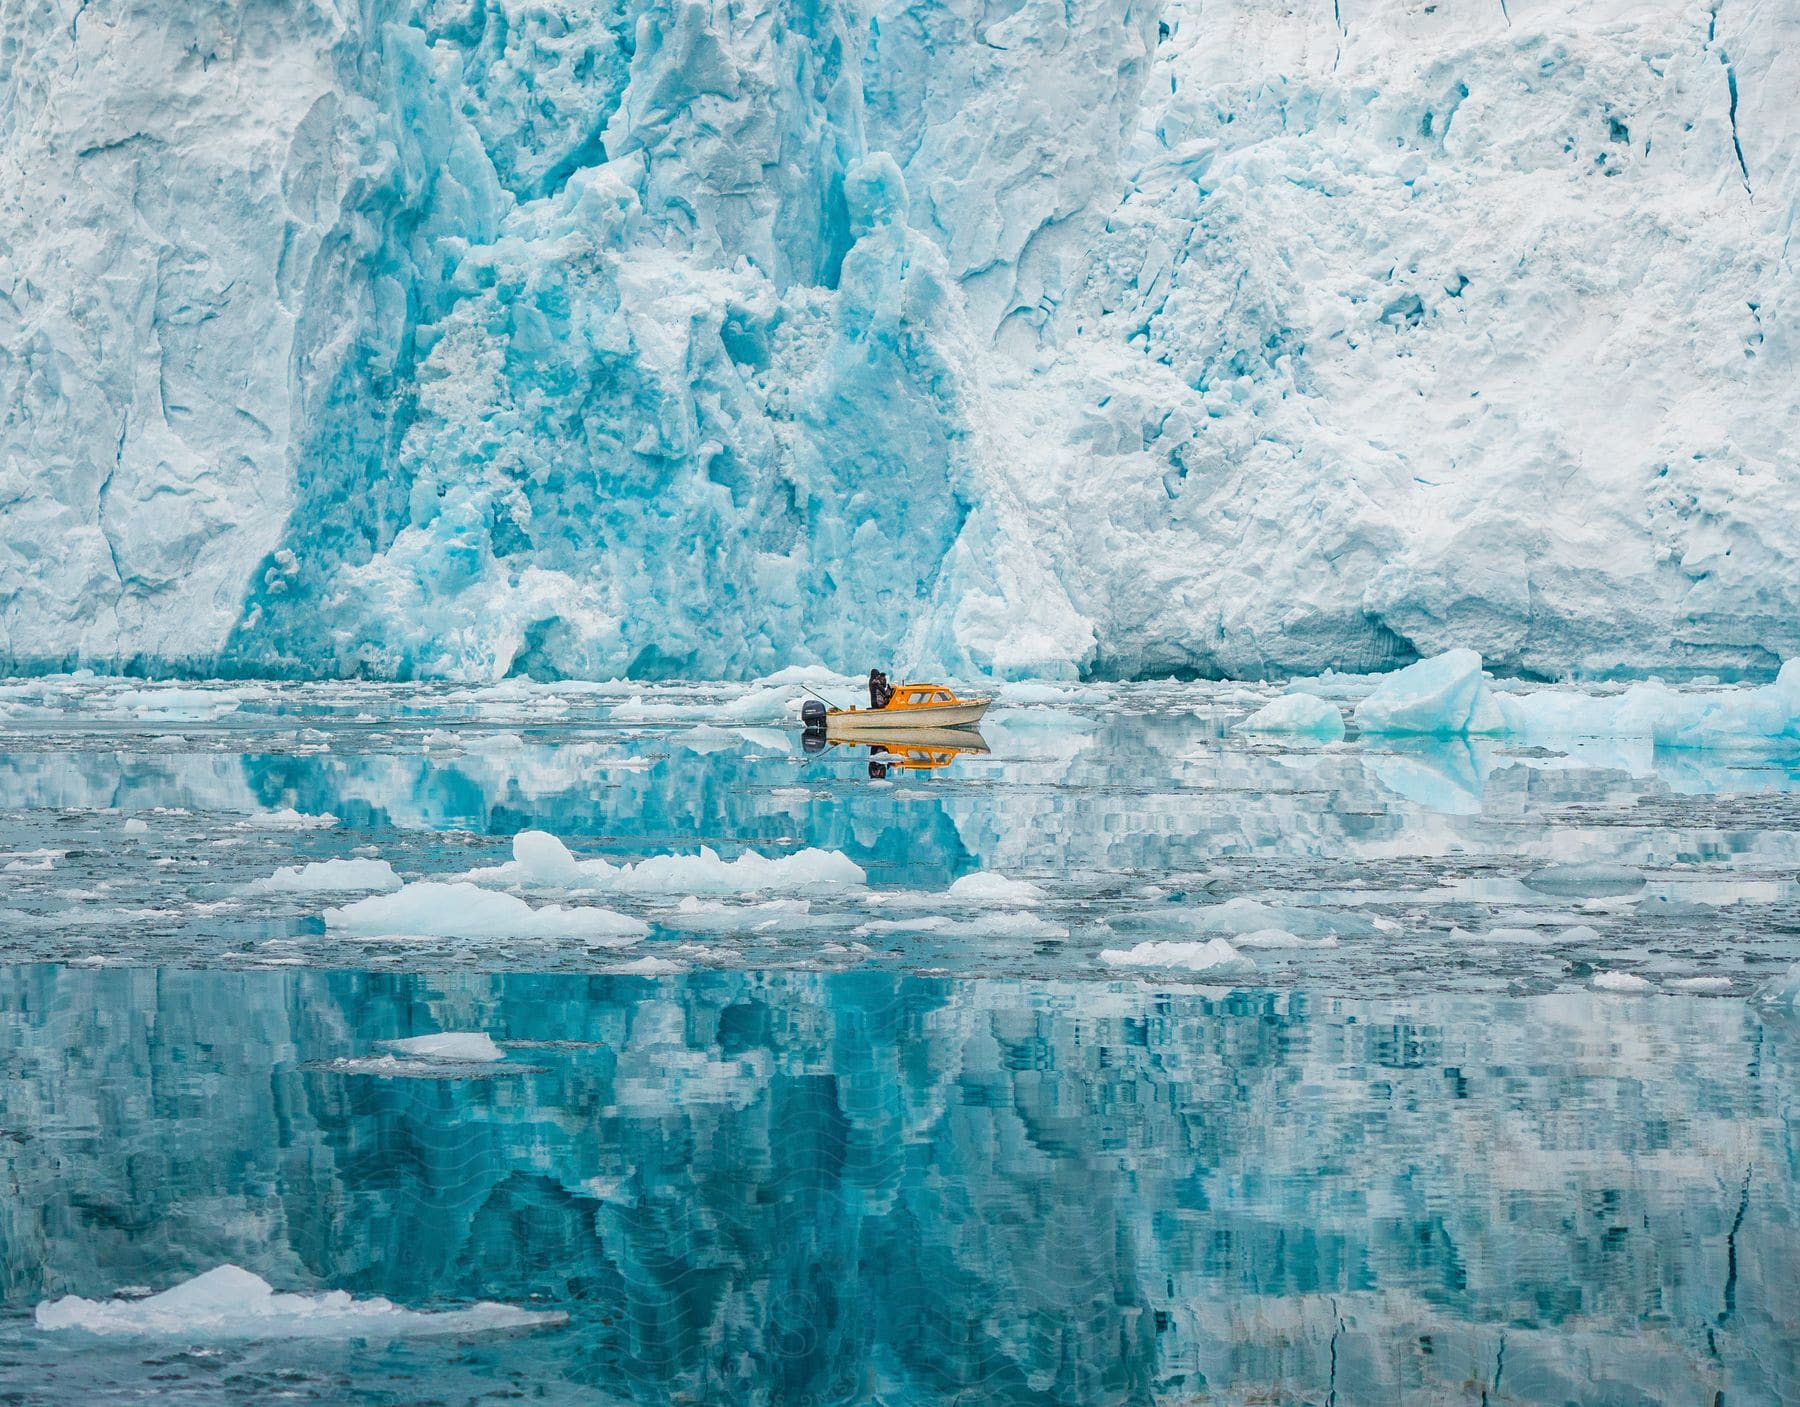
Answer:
[2,0,1795,681]
[34,1265,566,1339]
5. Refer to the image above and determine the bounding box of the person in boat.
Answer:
[868,668,893,709]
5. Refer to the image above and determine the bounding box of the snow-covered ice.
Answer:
[325,882,646,945]
[35,1265,565,1339]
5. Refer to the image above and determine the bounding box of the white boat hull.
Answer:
[825,700,992,733]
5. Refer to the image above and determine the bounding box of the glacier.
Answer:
[1,0,1795,681]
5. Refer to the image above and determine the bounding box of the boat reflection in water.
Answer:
[804,724,990,778]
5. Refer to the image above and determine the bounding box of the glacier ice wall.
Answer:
[0,0,1794,680]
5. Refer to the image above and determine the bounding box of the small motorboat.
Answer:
[812,682,992,736]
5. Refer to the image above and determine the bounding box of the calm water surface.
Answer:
[0,678,1795,1404]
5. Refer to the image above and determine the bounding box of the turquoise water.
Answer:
[4,967,1797,1404]
[0,679,1797,1403]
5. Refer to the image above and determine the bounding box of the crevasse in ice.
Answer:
[1,0,1794,680]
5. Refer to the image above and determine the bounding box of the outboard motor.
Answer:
[801,699,828,733]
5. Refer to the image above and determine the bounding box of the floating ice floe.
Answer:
[1753,962,1800,1008]
[1497,660,1800,747]
[109,687,247,723]
[238,809,339,830]
[325,881,646,944]
[35,1265,566,1338]
[661,896,817,933]
[858,911,1067,940]
[1236,693,1346,740]
[612,954,685,975]
[1592,971,1654,993]
[252,859,403,894]
[1346,652,1800,748]
[1186,897,1392,940]
[1355,650,1504,737]
[1100,938,1255,975]
[382,1032,504,1062]
[1233,928,1338,950]
[459,830,865,895]
[1667,976,1734,993]
[1452,924,1603,946]
[944,872,1046,905]
[1523,863,1647,897]
[995,681,1106,706]
[867,872,1047,910]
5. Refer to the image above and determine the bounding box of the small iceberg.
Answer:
[237,809,340,830]
[1233,928,1338,950]
[1187,897,1390,940]
[35,1265,566,1339]
[1496,659,1800,747]
[460,831,865,895]
[1236,693,1346,740]
[944,872,1046,905]
[325,882,647,944]
[1523,862,1646,897]
[1592,970,1653,993]
[252,858,403,894]
[382,1032,504,1062]
[1753,961,1800,1008]
[1355,649,1503,737]
[1100,937,1255,975]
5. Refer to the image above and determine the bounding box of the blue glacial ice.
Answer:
[1236,691,1346,739]
[1,0,1797,680]
[1355,647,1505,736]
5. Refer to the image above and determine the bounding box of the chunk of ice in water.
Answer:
[1524,863,1647,897]
[1452,924,1602,945]
[325,882,646,945]
[612,954,685,975]
[944,872,1046,905]
[1754,962,1800,1007]
[1190,897,1381,939]
[1592,970,1653,992]
[462,831,865,894]
[382,1032,504,1062]
[252,859,403,893]
[1233,928,1338,949]
[238,809,339,830]
[1236,693,1346,740]
[35,1265,566,1339]
[1101,937,1255,975]
[1667,976,1734,993]
[1354,650,1504,736]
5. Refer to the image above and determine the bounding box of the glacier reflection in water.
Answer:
[2,964,1795,1405]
